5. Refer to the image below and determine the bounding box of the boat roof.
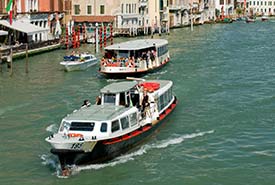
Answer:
[151,80,172,87]
[100,81,137,94]
[105,39,168,51]
[64,105,132,121]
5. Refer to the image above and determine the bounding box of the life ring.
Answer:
[68,133,83,137]
[140,82,160,92]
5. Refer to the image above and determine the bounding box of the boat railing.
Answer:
[101,56,155,69]
[101,57,137,68]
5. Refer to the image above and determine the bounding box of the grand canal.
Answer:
[1,21,275,184]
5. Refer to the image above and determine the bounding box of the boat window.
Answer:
[119,92,126,106]
[126,92,131,107]
[59,121,70,132]
[104,94,116,105]
[159,94,165,110]
[100,122,108,132]
[118,50,128,58]
[69,122,95,131]
[121,116,129,129]
[130,92,140,107]
[111,120,120,132]
[130,113,137,126]
[84,56,91,60]
[170,88,173,101]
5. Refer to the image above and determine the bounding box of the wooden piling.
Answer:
[65,26,69,50]
[0,53,2,73]
[25,44,29,73]
[110,24,113,45]
[99,27,102,49]
[9,48,13,76]
[104,26,107,47]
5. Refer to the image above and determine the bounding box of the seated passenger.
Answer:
[81,100,91,108]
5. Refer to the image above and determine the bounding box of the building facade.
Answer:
[0,0,65,41]
[248,0,275,15]
[215,0,234,17]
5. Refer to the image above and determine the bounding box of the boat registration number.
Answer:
[71,143,83,149]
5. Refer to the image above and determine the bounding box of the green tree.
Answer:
[236,7,243,16]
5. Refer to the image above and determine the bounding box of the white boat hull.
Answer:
[60,58,97,72]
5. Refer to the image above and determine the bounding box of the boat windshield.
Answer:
[69,122,95,131]
[59,120,70,132]
[103,94,116,105]
[64,55,79,61]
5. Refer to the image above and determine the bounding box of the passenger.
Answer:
[81,100,91,108]
[80,53,84,62]
[95,96,101,105]
[141,89,150,118]
[71,51,75,56]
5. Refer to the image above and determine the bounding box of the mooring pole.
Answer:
[0,53,2,73]
[190,3,193,32]
[9,48,13,76]
[95,23,99,53]
[25,44,29,73]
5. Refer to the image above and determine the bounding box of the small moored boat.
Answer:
[45,78,177,175]
[99,39,170,78]
[261,15,269,22]
[60,52,98,72]
[245,17,256,23]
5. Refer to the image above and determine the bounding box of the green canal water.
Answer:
[1,21,275,185]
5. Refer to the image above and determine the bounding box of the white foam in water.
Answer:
[74,148,147,173]
[40,154,60,170]
[41,154,68,178]
[107,79,119,82]
[70,130,214,175]
[152,130,214,149]
[46,124,58,133]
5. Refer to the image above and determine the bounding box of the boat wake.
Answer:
[106,79,119,82]
[40,154,63,177]
[46,124,58,133]
[145,70,168,78]
[70,130,214,175]
[151,130,214,149]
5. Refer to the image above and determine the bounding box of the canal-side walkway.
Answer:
[0,40,61,61]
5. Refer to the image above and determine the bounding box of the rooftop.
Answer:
[64,105,132,121]
[100,81,137,94]
[105,39,168,51]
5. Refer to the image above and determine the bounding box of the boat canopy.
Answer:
[104,39,168,51]
[0,20,49,35]
[100,81,137,94]
[64,105,132,121]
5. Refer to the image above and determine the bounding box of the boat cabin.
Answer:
[57,81,145,140]
[100,39,169,71]
[100,81,141,107]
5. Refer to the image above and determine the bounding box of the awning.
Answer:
[0,20,49,35]
[0,30,8,36]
